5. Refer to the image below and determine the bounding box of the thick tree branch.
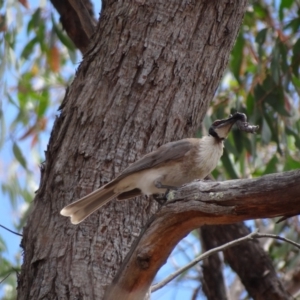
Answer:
[68,0,96,38]
[104,170,300,300]
[50,0,96,53]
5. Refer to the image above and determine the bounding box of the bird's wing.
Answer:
[106,139,194,187]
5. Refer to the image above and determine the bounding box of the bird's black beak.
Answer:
[219,112,245,127]
[209,113,245,140]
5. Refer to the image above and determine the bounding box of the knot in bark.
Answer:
[136,250,152,270]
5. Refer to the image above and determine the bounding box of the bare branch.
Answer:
[0,273,11,285]
[0,224,23,237]
[151,230,258,293]
[68,0,96,38]
[151,230,300,293]
[104,169,300,300]
[255,233,300,249]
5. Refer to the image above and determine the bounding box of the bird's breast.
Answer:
[195,137,224,177]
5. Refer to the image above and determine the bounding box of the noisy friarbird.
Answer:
[60,112,258,224]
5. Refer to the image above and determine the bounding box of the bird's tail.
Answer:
[60,186,117,224]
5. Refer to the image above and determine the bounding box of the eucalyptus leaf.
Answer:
[12,142,27,169]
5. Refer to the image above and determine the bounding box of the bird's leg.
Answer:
[154,180,178,191]
[153,180,178,205]
[153,193,168,205]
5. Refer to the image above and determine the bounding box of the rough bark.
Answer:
[200,228,228,300]
[204,224,291,300]
[17,1,248,299]
[105,170,300,300]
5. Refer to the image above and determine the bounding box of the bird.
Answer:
[61,112,246,224]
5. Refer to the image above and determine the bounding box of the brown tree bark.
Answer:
[17,0,254,299]
[200,228,228,300]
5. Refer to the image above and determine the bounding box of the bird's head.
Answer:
[209,112,246,140]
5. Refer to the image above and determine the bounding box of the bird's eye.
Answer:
[213,120,221,126]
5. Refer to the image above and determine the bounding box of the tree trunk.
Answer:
[200,228,228,300]
[17,1,248,299]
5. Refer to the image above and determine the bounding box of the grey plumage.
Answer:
[61,187,116,224]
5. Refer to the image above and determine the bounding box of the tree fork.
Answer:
[105,170,300,299]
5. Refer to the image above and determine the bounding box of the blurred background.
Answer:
[0,0,300,299]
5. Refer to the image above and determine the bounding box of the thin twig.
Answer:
[151,230,259,292]
[255,233,300,249]
[68,0,96,38]
[0,224,23,237]
[151,230,300,293]
[0,273,11,285]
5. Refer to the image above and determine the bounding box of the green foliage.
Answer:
[12,143,27,169]
[210,0,300,180]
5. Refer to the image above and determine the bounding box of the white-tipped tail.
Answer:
[60,186,117,224]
